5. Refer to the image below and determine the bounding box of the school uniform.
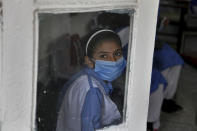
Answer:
[153,43,184,100]
[56,68,121,131]
[117,27,171,130]
[148,68,167,129]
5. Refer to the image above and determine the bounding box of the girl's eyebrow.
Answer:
[115,49,122,52]
[97,48,122,54]
[97,51,111,54]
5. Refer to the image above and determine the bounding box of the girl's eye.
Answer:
[114,51,122,57]
[99,54,108,59]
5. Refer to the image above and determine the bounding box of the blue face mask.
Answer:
[94,57,127,82]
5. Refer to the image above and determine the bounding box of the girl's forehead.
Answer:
[95,41,121,53]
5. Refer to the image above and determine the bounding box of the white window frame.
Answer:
[0,0,159,131]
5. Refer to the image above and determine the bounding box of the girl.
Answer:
[56,29,127,131]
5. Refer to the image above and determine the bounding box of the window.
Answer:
[36,10,133,131]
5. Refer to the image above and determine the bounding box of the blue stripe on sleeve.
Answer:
[81,88,104,131]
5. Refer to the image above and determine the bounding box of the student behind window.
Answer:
[117,26,184,131]
[56,29,126,131]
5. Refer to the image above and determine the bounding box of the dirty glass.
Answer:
[36,10,134,131]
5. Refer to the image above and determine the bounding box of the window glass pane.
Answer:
[36,10,133,131]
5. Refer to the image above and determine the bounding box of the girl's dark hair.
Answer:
[86,28,122,58]
[97,13,130,30]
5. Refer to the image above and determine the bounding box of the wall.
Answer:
[0,0,2,129]
[0,0,159,130]
[1,0,34,130]
[39,14,71,59]
[39,12,96,59]
[38,13,96,85]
